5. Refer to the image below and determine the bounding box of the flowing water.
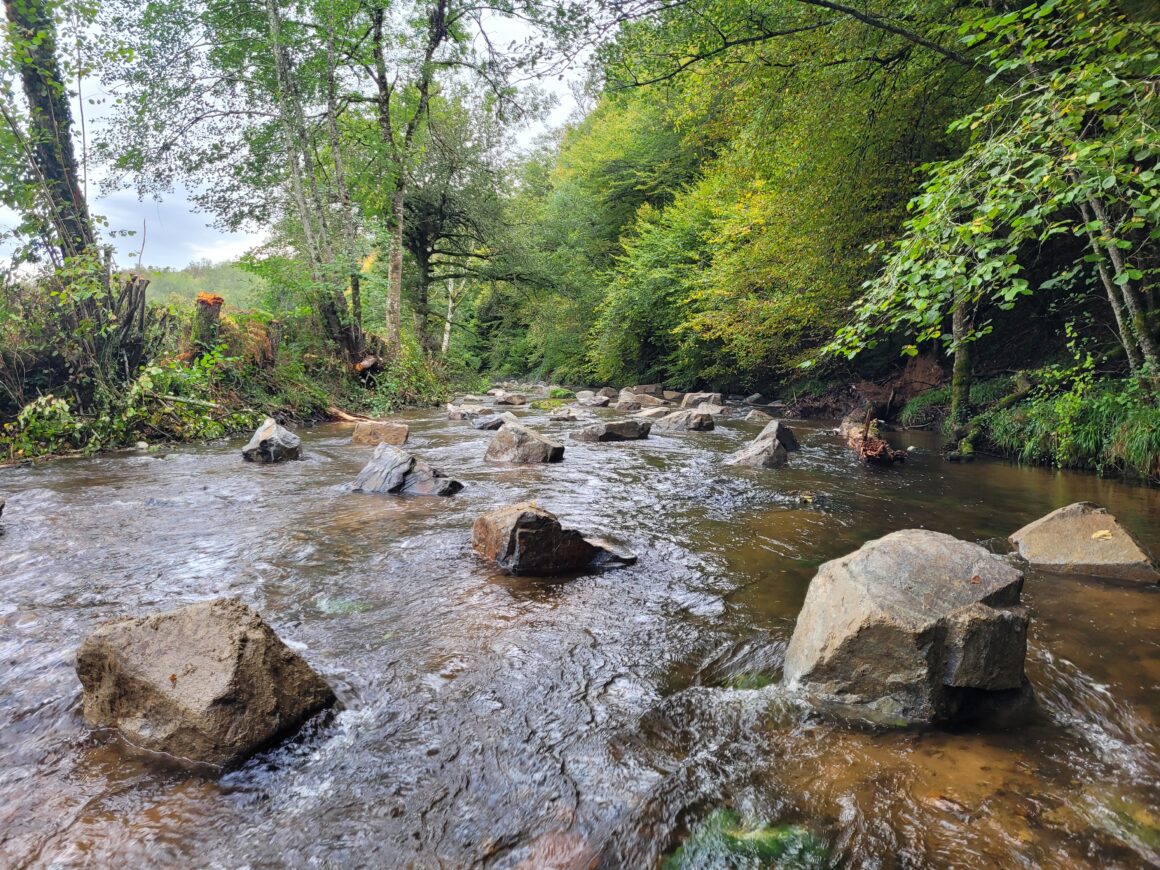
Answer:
[2,404,1159,868]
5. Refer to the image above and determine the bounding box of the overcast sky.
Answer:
[2,12,581,271]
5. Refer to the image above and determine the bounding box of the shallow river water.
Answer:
[1,404,1159,868]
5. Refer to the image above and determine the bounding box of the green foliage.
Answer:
[548,387,574,399]
[140,260,268,309]
[664,809,830,870]
[899,376,1015,428]
[360,337,448,416]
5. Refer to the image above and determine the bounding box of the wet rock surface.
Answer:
[75,598,334,766]
[1009,502,1159,584]
[471,502,635,576]
[725,420,798,469]
[570,420,651,443]
[350,421,409,447]
[485,422,565,463]
[352,443,464,496]
[472,411,518,431]
[784,529,1031,726]
[241,417,301,463]
[652,409,715,432]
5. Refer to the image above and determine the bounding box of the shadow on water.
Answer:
[1,407,1158,867]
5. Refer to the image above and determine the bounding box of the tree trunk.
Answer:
[950,301,972,434]
[3,0,95,260]
[441,278,457,355]
[386,182,405,351]
[413,246,433,355]
[1078,200,1142,374]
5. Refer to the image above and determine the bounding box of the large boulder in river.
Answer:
[614,399,641,411]
[350,420,409,447]
[681,392,723,408]
[652,409,715,432]
[571,420,651,443]
[472,502,635,576]
[75,598,334,766]
[242,417,301,463]
[352,443,463,496]
[695,402,726,416]
[575,390,596,401]
[485,422,565,463]
[784,529,1031,726]
[496,393,527,406]
[596,387,619,399]
[473,411,518,431]
[1009,502,1159,585]
[577,395,611,408]
[725,420,799,469]
[636,394,667,407]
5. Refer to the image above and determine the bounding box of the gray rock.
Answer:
[576,395,611,408]
[636,394,667,407]
[496,393,527,406]
[575,390,596,400]
[652,410,715,432]
[663,391,684,402]
[485,423,565,463]
[570,420,651,442]
[75,598,334,766]
[473,411,518,431]
[472,502,635,576]
[614,400,641,411]
[783,529,1030,726]
[635,407,671,420]
[1009,502,1159,584]
[596,387,619,399]
[745,409,773,423]
[242,417,301,463]
[695,402,726,416]
[352,443,463,496]
[681,392,723,408]
[745,393,764,404]
[350,420,409,446]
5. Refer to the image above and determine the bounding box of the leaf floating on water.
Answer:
[1092,529,1114,540]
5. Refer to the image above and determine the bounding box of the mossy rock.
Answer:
[725,673,774,690]
[549,387,575,399]
[530,398,569,410]
[664,809,831,869]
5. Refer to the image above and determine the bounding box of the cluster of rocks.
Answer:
[782,501,1158,727]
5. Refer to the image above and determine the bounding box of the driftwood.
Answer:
[327,406,375,423]
[845,408,907,466]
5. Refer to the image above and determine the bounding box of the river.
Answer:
[1,405,1158,867]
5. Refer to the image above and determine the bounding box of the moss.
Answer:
[549,387,575,399]
[664,809,831,869]
[530,398,569,410]
[725,673,774,690]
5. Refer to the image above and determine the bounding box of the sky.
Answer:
[2,11,582,272]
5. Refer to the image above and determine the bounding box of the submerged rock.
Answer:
[570,420,651,442]
[473,411,518,431]
[350,420,409,447]
[1009,502,1159,585]
[681,392,723,408]
[352,443,463,496]
[725,420,798,469]
[471,502,635,576]
[241,417,301,463]
[783,529,1031,726]
[75,598,334,766]
[485,422,565,463]
[664,809,829,870]
[652,409,715,432]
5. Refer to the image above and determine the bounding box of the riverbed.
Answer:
[1,405,1158,867]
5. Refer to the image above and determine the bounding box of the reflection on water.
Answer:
[1,409,1158,868]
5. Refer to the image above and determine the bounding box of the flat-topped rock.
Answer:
[635,407,671,420]
[570,420,651,442]
[784,529,1031,726]
[472,502,635,576]
[1009,502,1159,585]
[352,443,463,496]
[485,422,565,463]
[576,395,610,408]
[350,420,409,446]
[76,598,334,766]
[681,392,722,408]
[473,411,518,431]
[652,409,715,432]
[695,402,725,416]
[242,417,301,463]
[496,393,527,406]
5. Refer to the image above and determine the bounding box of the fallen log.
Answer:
[327,406,375,423]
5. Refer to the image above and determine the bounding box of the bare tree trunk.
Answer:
[325,25,362,354]
[1085,191,1160,378]
[3,0,94,260]
[441,278,457,355]
[386,183,405,350]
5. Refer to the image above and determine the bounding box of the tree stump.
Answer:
[192,292,225,355]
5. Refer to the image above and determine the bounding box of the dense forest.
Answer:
[1,0,1157,478]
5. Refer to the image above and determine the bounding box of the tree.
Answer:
[827,0,1160,411]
